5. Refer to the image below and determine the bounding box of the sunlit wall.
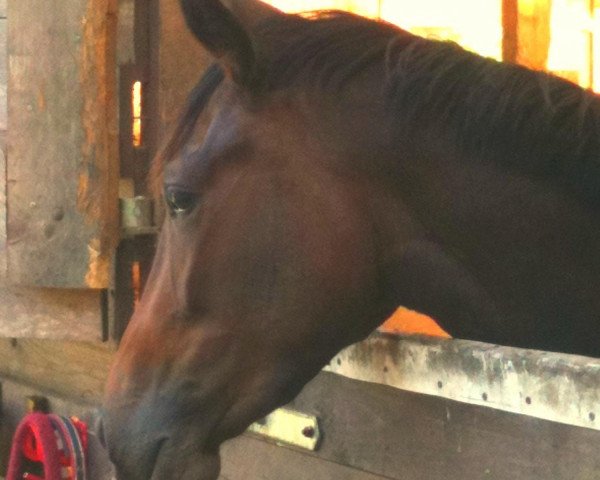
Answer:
[264,0,600,90]
[547,0,595,89]
[265,0,503,59]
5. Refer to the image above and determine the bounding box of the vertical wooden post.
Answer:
[502,0,519,64]
[7,0,119,288]
[587,0,595,89]
[503,0,553,70]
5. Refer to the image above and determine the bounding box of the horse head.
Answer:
[103,1,600,478]
[103,2,404,478]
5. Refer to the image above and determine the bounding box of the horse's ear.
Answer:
[179,0,281,86]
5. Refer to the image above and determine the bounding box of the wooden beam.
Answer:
[7,0,119,288]
[503,0,552,69]
[328,334,600,431]
[0,288,107,341]
[502,0,518,63]
[0,339,114,403]
[0,106,105,340]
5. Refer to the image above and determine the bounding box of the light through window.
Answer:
[264,0,503,59]
[264,0,600,91]
[132,80,143,148]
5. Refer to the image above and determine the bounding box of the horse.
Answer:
[103,1,600,478]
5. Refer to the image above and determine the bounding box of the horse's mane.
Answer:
[158,10,600,210]
[151,63,224,194]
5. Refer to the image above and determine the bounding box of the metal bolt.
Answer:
[301,426,315,439]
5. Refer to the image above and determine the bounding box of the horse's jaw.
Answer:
[103,309,315,480]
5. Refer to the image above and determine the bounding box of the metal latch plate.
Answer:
[247,408,320,451]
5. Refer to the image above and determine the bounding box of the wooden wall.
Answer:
[7,0,119,289]
[0,0,5,138]
[0,0,109,341]
[1,2,599,479]
[0,0,116,471]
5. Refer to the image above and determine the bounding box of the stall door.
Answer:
[0,0,119,340]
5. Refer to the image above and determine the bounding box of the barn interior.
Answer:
[0,1,599,479]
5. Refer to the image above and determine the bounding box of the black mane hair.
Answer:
[152,63,224,193]
[160,10,600,210]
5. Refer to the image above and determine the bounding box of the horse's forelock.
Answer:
[150,64,225,198]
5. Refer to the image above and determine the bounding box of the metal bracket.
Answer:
[119,196,159,238]
[247,408,321,451]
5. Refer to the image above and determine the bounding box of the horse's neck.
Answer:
[377,134,600,354]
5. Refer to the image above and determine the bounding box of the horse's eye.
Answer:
[165,187,198,217]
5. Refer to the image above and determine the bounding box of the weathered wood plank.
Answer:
[0,339,114,403]
[220,435,392,480]
[0,288,106,341]
[7,0,119,288]
[0,19,6,131]
[0,117,102,340]
[328,335,600,431]
[286,371,600,480]
[0,146,6,277]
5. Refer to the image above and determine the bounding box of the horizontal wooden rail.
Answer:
[325,334,600,431]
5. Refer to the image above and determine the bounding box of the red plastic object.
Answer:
[7,412,88,480]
